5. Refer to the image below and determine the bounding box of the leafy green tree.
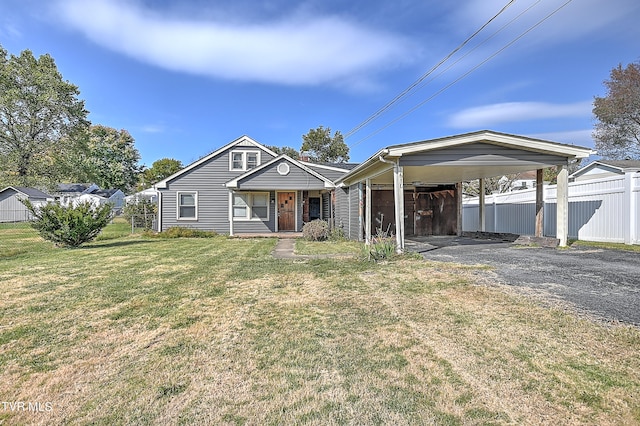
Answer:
[83,125,141,192]
[0,44,89,188]
[593,61,640,159]
[22,199,113,248]
[266,145,300,159]
[139,158,183,188]
[301,126,349,163]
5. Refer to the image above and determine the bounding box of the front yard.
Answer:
[1,224,639,424]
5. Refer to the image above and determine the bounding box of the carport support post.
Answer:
[478,178,486,232]
[556,165,569,246]
[393,161,405,253]
[365,178,372,244]
[535,169,544,237]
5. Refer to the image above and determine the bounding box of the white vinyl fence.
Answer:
[463,173,640,245]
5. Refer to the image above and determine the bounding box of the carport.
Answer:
[336,130,594,250]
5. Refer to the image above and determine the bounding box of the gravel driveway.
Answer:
[406,236,640,326]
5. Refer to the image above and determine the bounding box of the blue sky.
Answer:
[1,0,639,167]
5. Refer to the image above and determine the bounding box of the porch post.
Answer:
[358,183,364,241]
[535,169,544,237]
[365,178,372,244]
[556,165,569,246]
[228,189,234,237]
[478,178,485,232]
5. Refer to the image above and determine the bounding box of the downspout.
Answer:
[378,154,404,253]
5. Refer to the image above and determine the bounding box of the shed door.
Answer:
[278,192,296,231]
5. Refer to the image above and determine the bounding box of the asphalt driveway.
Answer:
[406,236,640,326]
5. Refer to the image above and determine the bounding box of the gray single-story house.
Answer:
[154,136,354,234]
[0,186,54,223]
[155,131,594,247]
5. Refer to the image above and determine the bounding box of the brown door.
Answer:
[277,192,296,231]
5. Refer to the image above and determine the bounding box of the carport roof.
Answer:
[338,130,595,185]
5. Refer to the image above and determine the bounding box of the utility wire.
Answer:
[348,0,542,148]
[349,0,575,148]
[343,0,517,140]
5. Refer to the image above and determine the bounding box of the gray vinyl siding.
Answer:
[399,143,569,168]
[0,191,31,222]
[159,146,275,232]
[322,192,332,225]
[348,183,362,240]
[334,187,348,234]
[236,159,327,190]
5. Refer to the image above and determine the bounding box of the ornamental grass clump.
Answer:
[22,200,113,248]
[364,226,397,262]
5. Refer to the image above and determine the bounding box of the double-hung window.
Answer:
[177,192,197,220]
[230,151,260,171]
[232,192,269,221]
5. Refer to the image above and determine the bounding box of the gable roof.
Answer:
[571,159,640,178]
[1,186,53,199]
[57,183,90,193]
[87,188,123,198]
[154,135,278,189]
[338,130,595,185]
[225,155,335,189]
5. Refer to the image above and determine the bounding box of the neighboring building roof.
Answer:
[0,186,53,199]
[571,160,640,179]
[57,183,90,193]
[154,135,279,189]
[88,188,121,198]
[594,160,640,170]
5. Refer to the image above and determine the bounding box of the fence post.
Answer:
[624,172,635,245]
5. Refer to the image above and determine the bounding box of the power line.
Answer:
[349,0,575,148]
[343,0,517,140]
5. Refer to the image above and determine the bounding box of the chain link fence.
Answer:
[127,214,157,233]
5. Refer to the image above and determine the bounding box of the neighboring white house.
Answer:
[125,187,158,204]
[71,188,125,211]
[570,160,640,182]
[55,184,125,211]
[0,186,54,223]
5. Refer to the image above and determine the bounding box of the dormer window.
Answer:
[230,151,260,171]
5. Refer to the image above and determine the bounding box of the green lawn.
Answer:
[1,224,639,424]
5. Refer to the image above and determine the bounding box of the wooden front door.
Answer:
[277,192,296,231]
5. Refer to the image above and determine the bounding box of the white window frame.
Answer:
[229,150,261,171]
[177,191,198,220]
[232,192,270,221]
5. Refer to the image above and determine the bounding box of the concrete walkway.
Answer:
[272,238,300,259]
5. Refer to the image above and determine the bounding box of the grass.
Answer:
[295,239,363,255]
[571,239,640,253]
[1,225,639,424]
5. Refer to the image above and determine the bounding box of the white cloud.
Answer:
[140,125,164,134]
[451,0,640,48]
[529,129,595,148]
[448,101,592,128]
[54,0,414,88]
